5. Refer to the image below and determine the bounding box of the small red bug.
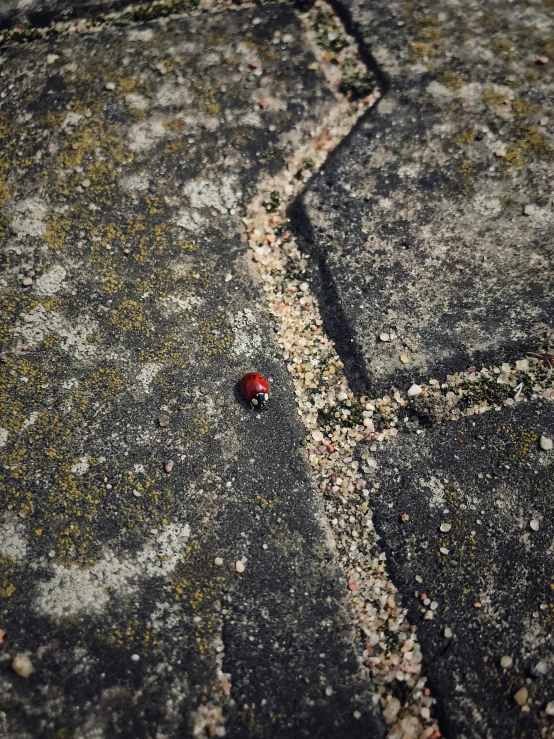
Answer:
[240,372,269,409]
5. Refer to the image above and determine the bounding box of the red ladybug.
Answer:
[240,372,269,409]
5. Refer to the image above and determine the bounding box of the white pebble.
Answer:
[540,436,552,451]
[407,384,423,397]
[500,655,513,669]
[131,654,140,662]
[299,282,308,292]
[444,627,452,638]
[235,560,246,573]
[46,54,59,64]
[312,429,324,442]
[379,333,390,342]
[12,654,34,678]
[545,701,554,716]
[214,557,224,566]
[105,81,116,91]
[439,547,449,555]
[530,519,540,531]
[440,522,452,533]
[225,273,232,282]
[524,204,535,216]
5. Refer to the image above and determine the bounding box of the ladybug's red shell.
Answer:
[240,372,269,408]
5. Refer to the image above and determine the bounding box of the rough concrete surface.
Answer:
[368,400,554,738]
[0,7,385,737]
[295,0,554,395]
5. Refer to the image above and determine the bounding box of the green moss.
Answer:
[314,9,349,53]
[263,190,281,213]
[338,57,375,99]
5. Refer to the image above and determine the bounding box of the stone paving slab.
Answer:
[0,7,384,737]
[368,400,554,738]
[0,0,192,30]
[295,0,554,395]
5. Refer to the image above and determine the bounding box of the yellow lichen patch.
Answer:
[453,129,477,145]
[483,89,510,107]
[134,223,171,263]
[502,125,553,171]
[458,161,476,193]
[82,368,125,397]
[198,313,234,358]
[511,99,537,118]
[243,37,279,61]
[0,294,38,349]
[109,299,148,332]
[0,180,10,205]
[100,268,125,295]
[436,70,468,91]
[0,556,16,599]
[116,76,150,98]
[491,38,514,63]
[104,620,158,648]
[164,118,186,131]
[44,212,70,250]
[58,118,132,170]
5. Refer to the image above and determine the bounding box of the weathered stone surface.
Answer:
[295,0,554,395]
[0,8,384,737]
[0,0,174,30]
[368,400,554,738]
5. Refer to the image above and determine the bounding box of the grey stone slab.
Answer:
[0,8,384,737]
[368,400,554,738]
[0,0,187,30]
[294,0,554,395]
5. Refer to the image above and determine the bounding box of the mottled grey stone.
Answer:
[368,400,554,738]
[295,0,554,395]
[0,8,384,738]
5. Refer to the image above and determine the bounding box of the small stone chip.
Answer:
[530,519,540,531]
[379,332,390,342]
[12,653,34,678]
[131,654,140,662]
[22,277,33,287]
[165,460,174,473]
[159,414,170,428]
[400,354,409,364]
[524,204,536,216]
[105,81,116,90]
[235,560,246,573]
[439,547,449,555]
[444,627,452,638]
[348,582,359,591]
[540,435,552,451]
[545,701,554,716]
[439,522,452,533]
[473,602,482,608]
[214,557,224,566]
[500,655,513,669]
[0,629,5,644]
[46,54,59,64]
[514,687,528,707]
[407,384,423,397]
